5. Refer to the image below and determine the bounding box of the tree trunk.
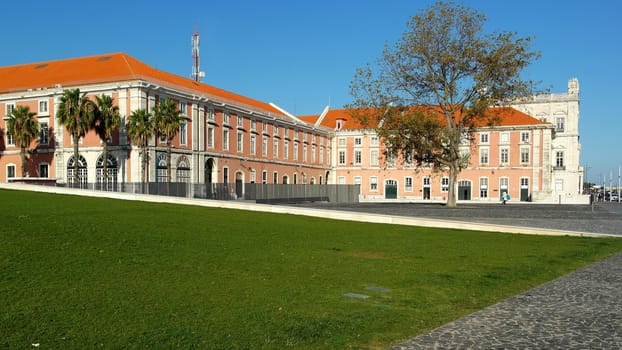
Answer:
[20,147,27,177]
[73,134,80,187]
[167,141,172,183]
[102,142,108,190]
[446,165,459,207]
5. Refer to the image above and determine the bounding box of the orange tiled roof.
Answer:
[0,52,286,118]
[299,107,550,129]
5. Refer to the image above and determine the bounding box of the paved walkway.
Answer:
[390,251,622,349]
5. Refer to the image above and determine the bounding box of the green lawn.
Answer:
[1,189,621,349]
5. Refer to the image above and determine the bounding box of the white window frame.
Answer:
[480,132,489,144]
[179,121,187,145]
[222,129,229,151]
[339,151,346,165]
[441,177,449,192]
[480,148,489,165]
[207,127,214,149]
[370,176,378,191]
[520,147,530,163]
[521,131,530,143]
[38,100,49,115]
[7,164,16,179]
[500,148,509,165]
[404,176,413,192]
[250,134,256,155]
[237,131,243,152]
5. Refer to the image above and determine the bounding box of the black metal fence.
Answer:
[28,181,360,203]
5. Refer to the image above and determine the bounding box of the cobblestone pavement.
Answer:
[389,251,622,349]
[288,202,622,348]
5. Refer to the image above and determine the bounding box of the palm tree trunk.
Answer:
[20,147,27,177]
[102,141,108,190]
[73,134,80,187]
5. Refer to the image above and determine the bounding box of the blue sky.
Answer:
[1,0,620,183]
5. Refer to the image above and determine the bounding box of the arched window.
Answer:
[96,154,118,190]
[67,155,88,188]
[156,152,167,183]
[176,156,190,183]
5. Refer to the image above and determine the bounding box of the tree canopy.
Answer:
[349,1,539,206]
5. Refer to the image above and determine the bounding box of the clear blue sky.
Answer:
[1,0,620,183]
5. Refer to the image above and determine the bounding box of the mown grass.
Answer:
[1,189,621,349]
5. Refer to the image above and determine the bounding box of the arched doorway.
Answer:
[282,175,289,184]
[96,154,118,191]
[385,179,398,199]
[458,180,472,200]
[67,155,88,188]
[205,157,215,199]
[235,171,244,199]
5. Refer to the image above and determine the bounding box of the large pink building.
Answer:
[0,53,332,198]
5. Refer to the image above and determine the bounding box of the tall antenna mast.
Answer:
[191,29,205,82]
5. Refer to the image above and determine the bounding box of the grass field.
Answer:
[2,189,621,349]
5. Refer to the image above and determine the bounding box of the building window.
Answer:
[6,103,14,116]
[370,150,379,166]
[250,169,256,183]
[262,136,268,156]
[251,118,256,130]
[312,145,316,163]
[223,111,230,125]
[222,129,229,151]
[273,172,278,184]
[303,144,308,162]
[555,117,565,132]
[338,176,346,185]
[480,133,489,144]
[179,121,187,145]
[555,151,564,168]
[354,137,362,145]
[179,102,187,115]
[480,177,488,198]
[237,132,243,152]
[370,176,378,191]
[521,131,530,143]
[500,148,509,165]
[441,177,449,192]
[222,167,229,184]
[319,146,324,164]
[39,163,49,178]
[521,147,530,163]
[250,134,256,155]
[284,140,289,160]
[38,100,49,114]
[6,129,15,146]
[262,171,267,184]
[293,142,299,161]
[208,108,215,121]
[237,115,243,126]
[7,164,16,179]
[339,151,346,165]
[207,127,214,148]
[354,176,362,185]
[39,122,49,145]
[370,136,378,146]
[338,137,346,146]
[354,150,362,164]
[500,133,509,144]
[273,139,279,158]
[405,177,413,192]
[480,148,489,165]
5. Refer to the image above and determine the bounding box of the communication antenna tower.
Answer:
[191,29,205,82]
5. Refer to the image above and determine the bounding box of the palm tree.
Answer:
[153,98,182,183]
[126,108,154,192]
[93,94,121,188]
[6,105,39,177]
[57,88,95,186]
